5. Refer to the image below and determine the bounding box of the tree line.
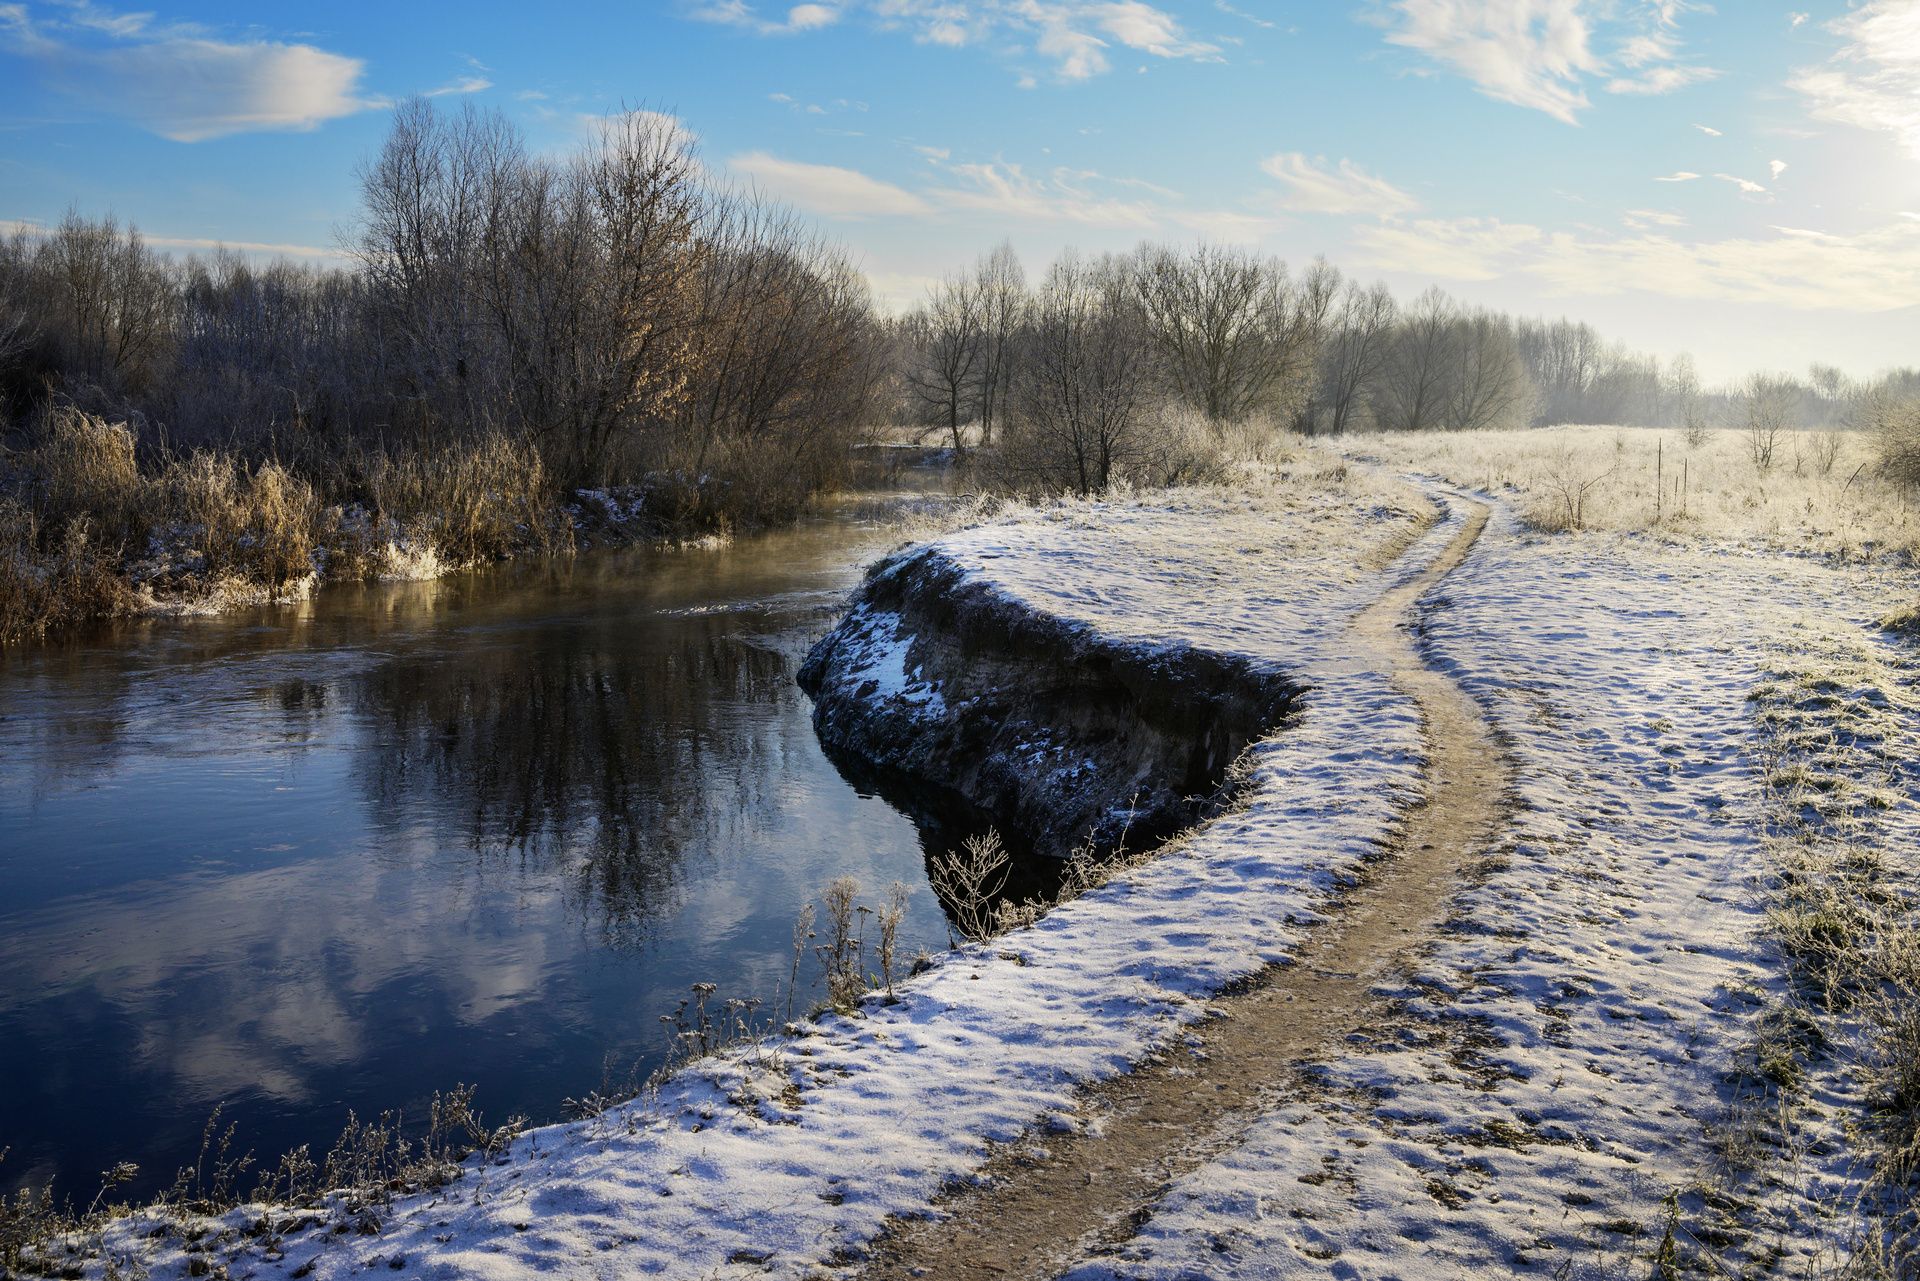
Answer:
[0,99,888,529]
[889,242,1919,493]
[4,97,1917,545]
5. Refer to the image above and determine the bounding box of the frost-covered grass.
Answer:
[1338,425,1914,558]
[1062,498,1920,1280]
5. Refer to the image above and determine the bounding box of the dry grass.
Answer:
[1705,635,1920,1274]
[1,408,569,644]
[1337,425,1909,558]
[0,1088,525,1279]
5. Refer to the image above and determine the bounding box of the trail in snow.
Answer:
[851,496,1506,1281]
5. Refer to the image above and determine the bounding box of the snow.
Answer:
[79,467,1920,1280]
[1061,498,1920,1279]
[88,474,1442,1280]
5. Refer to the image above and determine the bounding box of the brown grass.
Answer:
[2,409,569,644]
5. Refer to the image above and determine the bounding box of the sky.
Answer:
[1,0,1917,383]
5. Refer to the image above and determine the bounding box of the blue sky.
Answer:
[2,0,1917,382]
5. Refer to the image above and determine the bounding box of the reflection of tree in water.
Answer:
[349,616,803,941]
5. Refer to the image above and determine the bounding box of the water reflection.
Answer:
[0,505,979,1200]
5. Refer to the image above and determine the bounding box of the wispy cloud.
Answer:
[699,0,1218,81]
[1713,171,1767,195]
[1383,0,1716,125]
[1691,122,1721,135]
[0,216,343,261]
[691,0,841,34]
[1623,208,1687,229]
[728,151,931,216]
[1353,216,1545,280]
[1385,0,1600,124]
[1654,170,1700,181]
[1790,0,1920,160]
[1353,213,1920,311]
[1213,0,1274,30]
[1259,152,1417,217]
[0,2,373,141]
[425,75,492,98]
[1607,63,1716,94]
[933,159,1162,225]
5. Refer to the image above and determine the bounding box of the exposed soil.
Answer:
[848,496,1506,1281]
[801,546,1301,859]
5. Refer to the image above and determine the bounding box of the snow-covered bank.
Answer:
[798,531,1303,859]
[1062,501,1920,1279]
[66,467,1445,1280]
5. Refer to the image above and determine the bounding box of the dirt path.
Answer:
[850,495,1506,1281]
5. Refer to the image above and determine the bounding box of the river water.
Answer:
[0,487,1003,1200]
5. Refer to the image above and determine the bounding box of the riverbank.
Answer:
[15,450,1919,1278]
[11,456,1439,1278]
[0,409,953,646]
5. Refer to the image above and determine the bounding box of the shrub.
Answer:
[0,495,136,642]
[1869,393,1920,492]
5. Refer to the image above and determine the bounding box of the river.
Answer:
[0,482,1014,1201]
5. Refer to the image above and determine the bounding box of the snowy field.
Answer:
[1341,425,1913,559]
[54,446,1920,1280]
[1063,502,1920,1278]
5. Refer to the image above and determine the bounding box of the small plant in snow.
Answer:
[929,831,1012,943]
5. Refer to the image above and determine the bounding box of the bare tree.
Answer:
[1128,243,1329,427]
[903,270,985,452]
[1669,353,1708,446]
[1002,253,1163,495]
[1445,309,1533,431]
[39,210,175,399]
[1740,373,1800,474]
[1317,279,1396,435]
[973,242,1026,446]
[1378,287,1458,432]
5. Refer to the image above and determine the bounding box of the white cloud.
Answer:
[1259,152,1418,217]
[789,0,1217,81]
[1214,0,1274,30]
[728,151,931,217]
[1790,1,1920,160]
[1384,0,1716,123]
[1353,216,1545,280]
[1692,121,1722,136]
[1352,213,1920,312]
[0,216,344,262]
[1165,208,1287,241]
[786,4,841,29]
[1654,170,1700,181]
[1789,11,1809,28]
[1623,208,1687,229]
[692,0,841,34]
[425,75,492,98]
[0,5,372,141]
[932,159,1161,225]
[1386,0,1600,124]
[1769,158,1788,179]
[1713,171,1767,195]
[1607,63,1717,94]
[1089,1,1218,60]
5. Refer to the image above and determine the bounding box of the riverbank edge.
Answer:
[16,480,1454,1281]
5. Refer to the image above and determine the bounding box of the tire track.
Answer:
[849,494,1506,1281]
